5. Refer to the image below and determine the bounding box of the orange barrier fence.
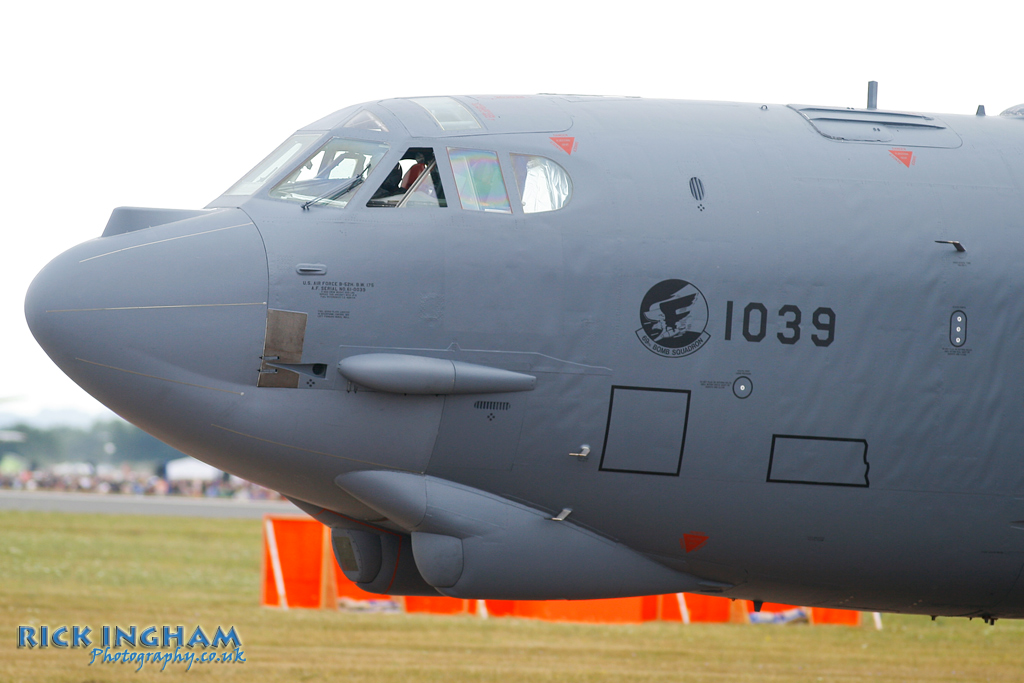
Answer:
[261,515,863,626]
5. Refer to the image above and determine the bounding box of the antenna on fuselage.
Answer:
[867,81,878,110]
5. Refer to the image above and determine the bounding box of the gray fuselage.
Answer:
[26,95,1024,618]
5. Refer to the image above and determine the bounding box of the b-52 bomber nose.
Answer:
[25,208,269,448]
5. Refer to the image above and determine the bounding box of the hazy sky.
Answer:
[3,0,1022,420]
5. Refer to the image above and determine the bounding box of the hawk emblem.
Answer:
[636,280,710,357]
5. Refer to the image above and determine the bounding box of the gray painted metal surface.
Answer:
[24,93,1024,620]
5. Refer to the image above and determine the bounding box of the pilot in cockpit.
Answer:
[400,152,427,191]
[368,148,443,207]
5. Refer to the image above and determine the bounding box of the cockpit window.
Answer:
[343,109,388,132]
[367,148,446,208]
[269,138,389,208]
[222,134,320,196]
[510,154,572,213]
[411,97,481,131]
[447,148,511,213]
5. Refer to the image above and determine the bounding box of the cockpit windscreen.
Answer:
[269,138,390,208]
[222,134,321,196]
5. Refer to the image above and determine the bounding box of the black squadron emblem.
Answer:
[636,279,710,357]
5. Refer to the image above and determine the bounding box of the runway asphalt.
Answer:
[0,489,300,518]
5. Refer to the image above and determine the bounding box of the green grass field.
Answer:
[2,510,1022,682]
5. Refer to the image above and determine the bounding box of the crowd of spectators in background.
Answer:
[0,464,282,499]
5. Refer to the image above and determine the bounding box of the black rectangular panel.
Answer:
[767,435,869,487]
[599,386,690,476]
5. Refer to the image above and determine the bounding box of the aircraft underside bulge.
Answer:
[331,471,711,600]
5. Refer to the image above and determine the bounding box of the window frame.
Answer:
[446,146,513,214]
[509,153,573,214]
[365,147,449,209]
[221,133,323,197]
[267,137,391,209]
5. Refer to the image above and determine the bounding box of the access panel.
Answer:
[599,386,690,476]
[430,395,527,471]
[767,435,869,487]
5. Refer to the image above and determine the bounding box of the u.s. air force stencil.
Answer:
[636,279,710,357]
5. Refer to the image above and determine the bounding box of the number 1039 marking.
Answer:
[723,301,835,347]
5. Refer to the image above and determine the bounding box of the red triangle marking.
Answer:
[550,136,576,155]
[681,533,708,553]
[889,149,914,167]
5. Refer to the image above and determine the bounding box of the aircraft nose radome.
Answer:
[25,209,268,419]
